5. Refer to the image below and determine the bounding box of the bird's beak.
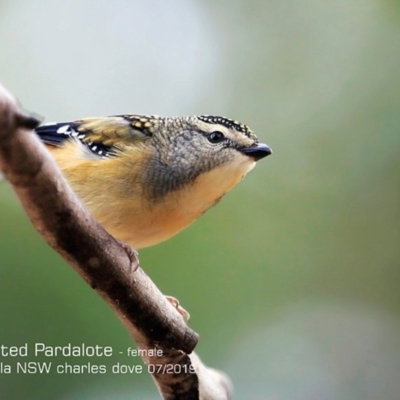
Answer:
[240,143,272,161]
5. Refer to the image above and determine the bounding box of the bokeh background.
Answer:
[1,0,400,399]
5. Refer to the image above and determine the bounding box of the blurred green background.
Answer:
[1,0,400,399]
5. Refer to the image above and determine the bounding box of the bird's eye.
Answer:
[207,131,225,143]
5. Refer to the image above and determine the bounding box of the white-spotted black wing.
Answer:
[34,122,113,157]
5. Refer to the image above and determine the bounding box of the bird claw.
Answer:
[116,239,140,272]
[165,295,190,322]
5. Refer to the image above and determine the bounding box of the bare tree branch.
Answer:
[0,82,232,400]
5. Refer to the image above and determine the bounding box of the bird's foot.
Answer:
[165,295,190,322]
[116,239,140,273]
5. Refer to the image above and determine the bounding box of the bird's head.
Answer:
[143,115,272,200]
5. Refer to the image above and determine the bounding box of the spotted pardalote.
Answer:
[34,114,272,249]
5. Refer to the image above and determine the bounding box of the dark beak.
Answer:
[240,143,272,161]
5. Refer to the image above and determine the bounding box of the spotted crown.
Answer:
[197,115,256,141]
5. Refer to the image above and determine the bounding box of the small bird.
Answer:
[34,115,272,249]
